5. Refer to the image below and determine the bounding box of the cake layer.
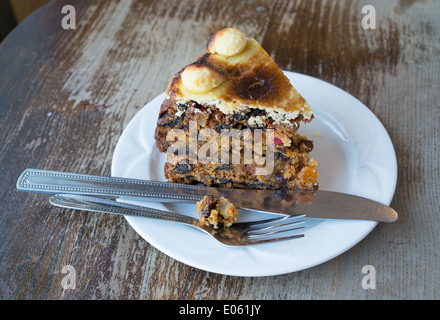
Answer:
[164,153,318,191]
[154,99,311,153]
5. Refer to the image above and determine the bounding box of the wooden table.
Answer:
[0,0,438,300]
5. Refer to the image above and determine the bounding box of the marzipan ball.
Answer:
[181,64,225,93]
[207,28,247,57]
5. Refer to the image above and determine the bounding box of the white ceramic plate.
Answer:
[111,71,397,277]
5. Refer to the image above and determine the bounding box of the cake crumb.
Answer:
[196,195,239,229]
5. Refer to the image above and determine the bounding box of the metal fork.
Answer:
[49,194,306,246]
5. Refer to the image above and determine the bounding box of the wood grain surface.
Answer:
[0,0,439,300]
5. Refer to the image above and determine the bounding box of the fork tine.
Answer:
[246,232,305,245]
[246,224,305,238]
[240,215,293,227]
[247,215,306,234]
[246,214,306,230]
[244,214,306,245]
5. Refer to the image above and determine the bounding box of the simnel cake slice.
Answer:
[154,27,318,190]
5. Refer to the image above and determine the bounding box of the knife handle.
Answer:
[16,168,205,202]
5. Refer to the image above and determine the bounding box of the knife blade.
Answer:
[16,168,398,222]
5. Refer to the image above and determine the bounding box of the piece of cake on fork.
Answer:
[154,27,318,190]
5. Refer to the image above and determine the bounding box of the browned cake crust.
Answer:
[165,36,313,123]
[166,51,308,114]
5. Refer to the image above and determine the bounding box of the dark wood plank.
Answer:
[0,0,439,299]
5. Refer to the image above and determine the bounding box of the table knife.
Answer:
[16,168,398,222]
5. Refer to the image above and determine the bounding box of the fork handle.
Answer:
[49,194,200,226]
[17,168,205,202]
